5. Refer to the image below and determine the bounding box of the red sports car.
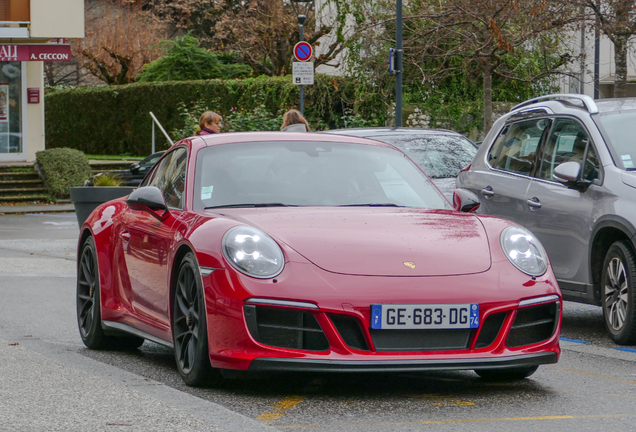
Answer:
[76,132,561,386]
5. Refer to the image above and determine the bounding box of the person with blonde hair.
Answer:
[197,111,223,135]
[281,109,311,132]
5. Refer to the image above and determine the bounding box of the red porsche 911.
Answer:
[76,132,561,386]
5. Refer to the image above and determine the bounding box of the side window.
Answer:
[148,147,188,209]
[493,119,547,175]
[487,125,508,166]
[539,118,597,182]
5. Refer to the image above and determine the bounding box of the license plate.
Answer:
[370,304,479,330]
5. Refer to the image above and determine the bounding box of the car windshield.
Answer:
[596,111,636,170]
[194,140,450,210]
[371,134,477,178]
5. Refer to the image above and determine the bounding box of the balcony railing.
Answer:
[0,21,29,38]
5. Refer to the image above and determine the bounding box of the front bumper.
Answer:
[249,352,558,373]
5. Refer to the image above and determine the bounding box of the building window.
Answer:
[0,62,22,155]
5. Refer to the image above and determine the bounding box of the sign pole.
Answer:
[300,23,304,116]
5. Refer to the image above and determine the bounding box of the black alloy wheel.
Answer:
[173,252,219,386]
[77,236,107,348]
[474,366,539,381]
[602,240,636,345]
[77,236,144,350]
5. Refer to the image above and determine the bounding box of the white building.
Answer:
[0,0,84,163]
[561,27,636,98]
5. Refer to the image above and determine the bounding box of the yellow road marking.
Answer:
[256,396,306,425]
[276,413,636,429]
[549,366,636,385]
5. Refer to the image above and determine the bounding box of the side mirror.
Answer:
[126,186,169,219]
[130,162,141,174]
[553,161,582,183]
[453,188,480,213]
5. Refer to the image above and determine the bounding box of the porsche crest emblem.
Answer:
[403,261,416,270]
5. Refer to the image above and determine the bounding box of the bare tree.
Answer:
[72,0,168,85]
[145,0,345,76]
[407,0,578,132]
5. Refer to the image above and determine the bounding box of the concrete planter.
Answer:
[70,186,136,227]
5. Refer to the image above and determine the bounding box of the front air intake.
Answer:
[244,305,329,351]
[506,302,559,348]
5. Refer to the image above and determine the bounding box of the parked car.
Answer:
[112,151,165,186]
[323,127,478,200]
[76,131,561,386]
[457,93,636,344]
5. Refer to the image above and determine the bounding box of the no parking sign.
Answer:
[293,42,313,62]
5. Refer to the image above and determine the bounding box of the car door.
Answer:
[120,147,188,327]
[524,118,601,287]
[467,118,550,224]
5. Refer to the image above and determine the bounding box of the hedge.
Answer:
[44,75,386,156]
[35,148,92,198]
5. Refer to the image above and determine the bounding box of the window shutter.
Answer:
[0,0,7,21]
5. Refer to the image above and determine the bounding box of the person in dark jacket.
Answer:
[281,109,311,132]
[198,111,223,135]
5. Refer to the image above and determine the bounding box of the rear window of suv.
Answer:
[596,111,636,170]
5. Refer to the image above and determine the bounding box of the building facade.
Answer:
[0,0,84,163]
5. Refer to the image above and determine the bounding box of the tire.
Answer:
[172,252,220,387]
[77,236,144,350]
[475,366,538,381]
[601,240,636,344]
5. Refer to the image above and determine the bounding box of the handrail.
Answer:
[510,93,599,114]
[149,112,174,154]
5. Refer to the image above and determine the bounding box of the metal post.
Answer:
[594,18,600,99]
[395,0,403,127]
[300,23,305,116]
[151,121,155,154]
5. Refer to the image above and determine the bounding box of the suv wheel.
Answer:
[602,240,636,344]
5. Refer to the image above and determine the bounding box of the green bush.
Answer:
[136,35,252,82]
[44,75,386,156]
[36,148,91,198]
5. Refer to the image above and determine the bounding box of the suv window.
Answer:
[491,119,548,175]
[148,147,188,209]
[539,118,599,182]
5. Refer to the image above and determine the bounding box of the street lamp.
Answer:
[290,0,314,115]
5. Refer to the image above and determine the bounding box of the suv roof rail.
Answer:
[510,93,599,114]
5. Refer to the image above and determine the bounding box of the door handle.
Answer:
[481,186,495,198]
[527,197,542,209]
[119,231,131,241]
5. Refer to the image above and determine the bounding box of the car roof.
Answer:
[321,127,464,138]
[182,131,398,153]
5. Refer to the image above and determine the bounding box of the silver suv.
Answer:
[457,94,636,344]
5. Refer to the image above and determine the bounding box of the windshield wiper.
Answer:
[339,203,404,207]
[205,203,294,209]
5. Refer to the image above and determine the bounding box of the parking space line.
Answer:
[276,413,636,429]
[560,337,590,344]
[256,396,306,425]
[549,365,636,385]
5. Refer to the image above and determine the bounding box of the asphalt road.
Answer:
[2,213,636,431]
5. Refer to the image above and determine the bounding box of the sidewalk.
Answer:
[0,203,75,214]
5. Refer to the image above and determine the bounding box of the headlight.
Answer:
[222,226,284,279]
[500,226,548,277]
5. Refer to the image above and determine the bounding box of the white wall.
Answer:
[25,61,44,162]
[30,0,84,38]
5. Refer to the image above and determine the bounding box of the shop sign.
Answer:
[28,88,40,104]
[0,44,72,62]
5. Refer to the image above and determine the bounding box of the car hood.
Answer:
[219,208,491,277]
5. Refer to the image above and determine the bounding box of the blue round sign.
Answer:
[294,42,313,62]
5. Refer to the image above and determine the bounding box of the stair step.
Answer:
[0,195,49,203]
[0,172,40,181]
[0,187,48,196]
[0,179,42,185]
[0,163,34,173]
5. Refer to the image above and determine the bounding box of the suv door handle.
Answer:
[527,197,542,209]
[481,186,495,198]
